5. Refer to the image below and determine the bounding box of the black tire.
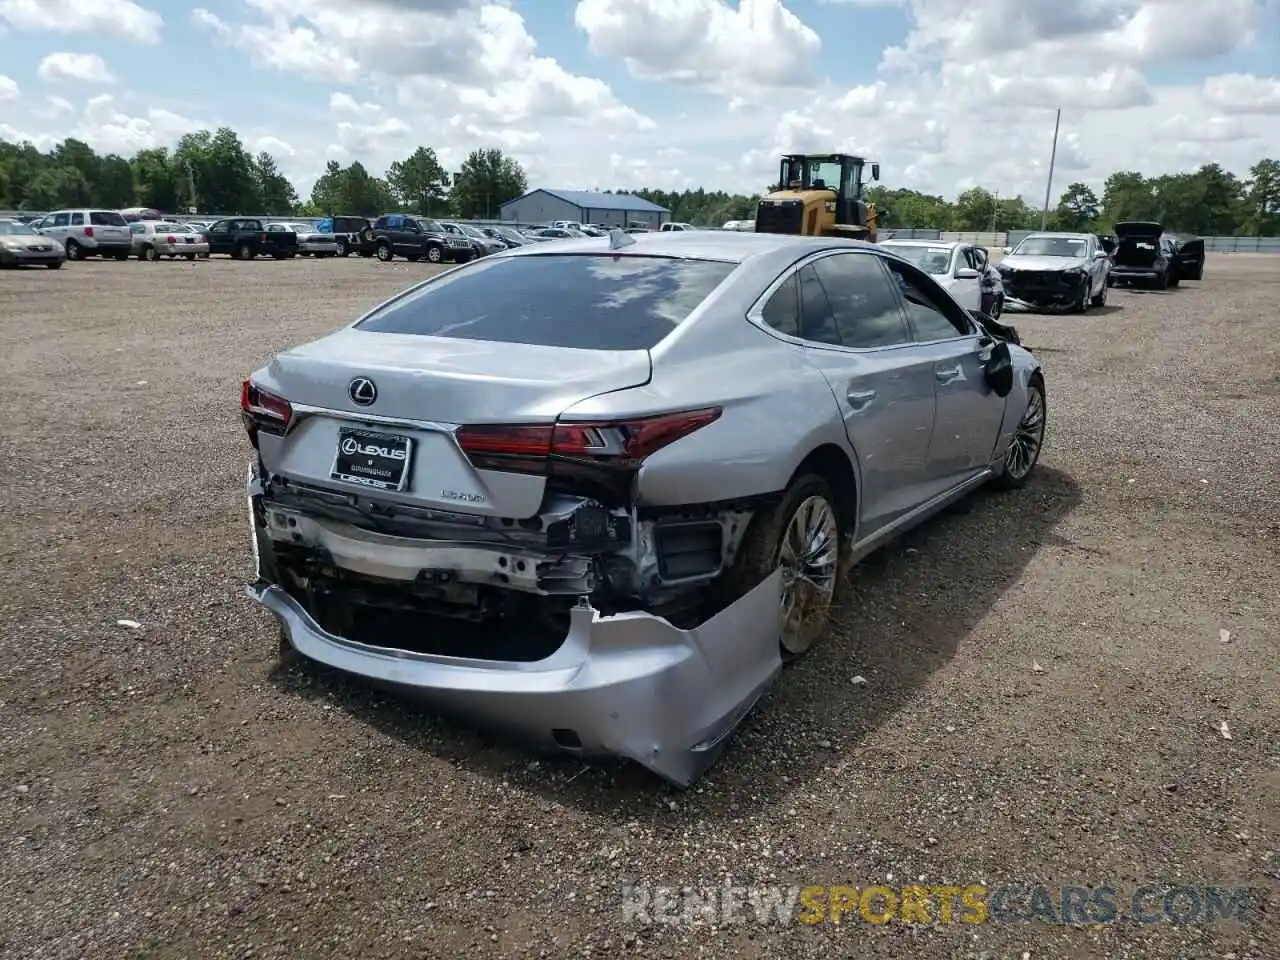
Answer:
[424,244,443,263]
[993,374,1046,491]
[64,240,82,261]
[1090,279,1107,308]
[335,239,349,257]
[376,241,394,262]
[714,472,845,660]
[235,241,253,261]
[46,261,63,270]
[141,245,158,262]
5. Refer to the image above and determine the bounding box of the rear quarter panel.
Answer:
[558,263,856,507]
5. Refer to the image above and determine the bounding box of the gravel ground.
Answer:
[1,254,1277,959]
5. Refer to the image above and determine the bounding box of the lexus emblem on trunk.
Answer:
[349,377,377,406]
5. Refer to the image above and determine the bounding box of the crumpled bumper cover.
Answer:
[245,479,784,787]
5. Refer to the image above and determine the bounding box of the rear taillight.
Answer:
[456,407,722,503]
[84,226,94,237]
[260,233,268,243]
[240,379,293,447]
[165,235,176,244]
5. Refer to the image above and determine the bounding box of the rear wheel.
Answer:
[425,244,443,263]
[335,239,349,257]
[376,241,393,262]
[141,245,158,262]
[715,473,844,659]
[234,241,253,260]
[64,240,82,261]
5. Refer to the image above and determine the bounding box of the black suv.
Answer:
[370,214,473,264]
[325,215,375,258]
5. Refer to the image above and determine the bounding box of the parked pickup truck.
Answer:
[204,218,298,260]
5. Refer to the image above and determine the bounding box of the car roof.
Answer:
[881,239,962,248]
[497,230,879,264]
[1021,232,1092,240]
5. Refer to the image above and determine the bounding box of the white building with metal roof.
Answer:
[499,188,670,228]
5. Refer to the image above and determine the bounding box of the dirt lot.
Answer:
[1,254,1277,959]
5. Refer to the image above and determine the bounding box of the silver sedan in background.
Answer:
[269,222,339,257]
[0,218,65,268]
[130,221,210,260]
[242,231,1045,785]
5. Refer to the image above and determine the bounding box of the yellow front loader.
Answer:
[755,153,879,241]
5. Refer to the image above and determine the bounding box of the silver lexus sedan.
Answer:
[243,231,1046,785]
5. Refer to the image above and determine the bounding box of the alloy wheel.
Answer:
[1005,383,1045,481]
[777,494,840,656]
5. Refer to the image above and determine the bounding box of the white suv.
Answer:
[32,209,133,261]
[660,222,695,232]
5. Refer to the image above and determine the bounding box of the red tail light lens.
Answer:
[240,380,293,445]
[84,226,94,237]
[456,408,722,502]
[166,235,176,244]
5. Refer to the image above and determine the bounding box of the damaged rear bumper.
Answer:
[244,478,784,787]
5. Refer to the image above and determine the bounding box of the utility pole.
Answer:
[991,188,1000,232]
[1041,108,1061,230]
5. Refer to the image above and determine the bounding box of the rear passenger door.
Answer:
[882,258,1007,488]
[790,251,939,536]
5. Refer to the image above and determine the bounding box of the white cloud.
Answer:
[0,75,18,104]
[252,135,296,158]
[37,52,116,85]
[73,94,203,155]
[0,0,162,44]
[574,0,820,93]
[1202,73,1280,115]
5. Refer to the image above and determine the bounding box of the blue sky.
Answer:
[0,0,1277,202]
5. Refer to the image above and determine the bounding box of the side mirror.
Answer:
[1001,246,1012,255]
[983,341,1014,397]
[1094,250,1109,259]
[871,163,880,181]
[955,267,981,280]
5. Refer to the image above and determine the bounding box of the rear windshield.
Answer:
[356,254,737,350]
[90,211,128,226]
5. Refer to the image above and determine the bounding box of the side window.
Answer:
[883,260,973,342]
[797,264,841,346]
[810,254,911,348]
[210,221,230,234]
[53,213,70,227]
[130,223,145,234]
[973,247,988,269]
[961,247,977,269]
[760,273,800,338]
[70,212,85,226]
[243,220,260,231]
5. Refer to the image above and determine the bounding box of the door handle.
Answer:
[936,365,963,383]
[846,388,876,410]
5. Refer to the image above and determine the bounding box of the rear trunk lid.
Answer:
[1113,221,1164,267]
[254,328,652,518]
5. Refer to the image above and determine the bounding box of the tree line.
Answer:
[1,126,1276,236]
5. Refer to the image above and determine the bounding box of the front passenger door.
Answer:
[883,258,1008,489]
[207,220,232,254]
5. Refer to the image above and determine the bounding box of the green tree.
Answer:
[97,154,135,208]
[1101,171,1157,224]
[386,146,450,215]
[131,147,179,212]
[450,148,527,219]
[1055,182,1100,230]
[1244,158,1280,236]
[953,187,998,230]
[310,160,395,216]
[253,152,298,215]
